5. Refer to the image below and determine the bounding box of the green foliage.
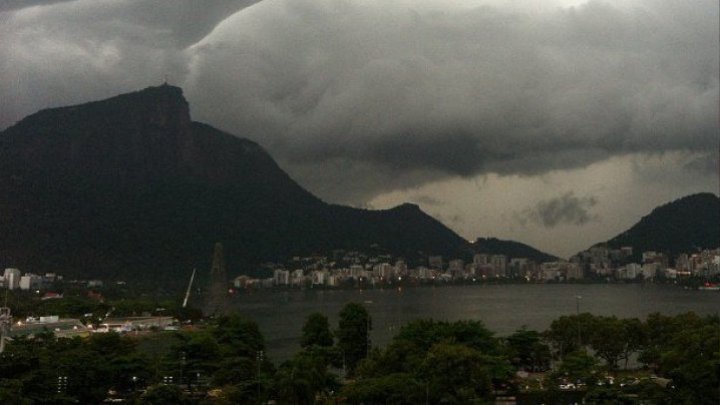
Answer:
[203,313,273,402]
[212,312,266,357]
[273,348,340,404]
[588,316,627,370]
[337,302,370,374]
[171,330,222,387]
[141,384,192,404]
[421,343,499,403]
[351,319,510,403]
[618,318,645,370]
[0,304,715,404]
[505,327,551,371]
[555,349,598,381]
[341,373,423,404]
[639,312,705,367]
[545,313,596,357]
[0,333,151,403]
[658,319,720,404]
[0,379,26,404]
[301,312,334,348]
[583,385,629,404]
[394,319,500,354]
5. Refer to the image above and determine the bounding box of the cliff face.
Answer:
[2,85,194,185]
[0,86,467,283]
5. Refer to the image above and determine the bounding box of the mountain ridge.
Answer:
[586,192,720,259]
[3,86,713,283]
[0,85,472,283]
[470,237,559,263]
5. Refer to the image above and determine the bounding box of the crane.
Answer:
[182,268,196,308]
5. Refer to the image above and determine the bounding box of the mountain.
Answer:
[468,237,558,263]
[0,85,469,283]
[593,193,720,259]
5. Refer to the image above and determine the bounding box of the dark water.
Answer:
[229,284,720,362]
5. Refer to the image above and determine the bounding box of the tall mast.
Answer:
[205,242,228,316]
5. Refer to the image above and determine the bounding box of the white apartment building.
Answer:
[3,268,22,290]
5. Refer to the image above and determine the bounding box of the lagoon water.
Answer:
[229,284,720,361]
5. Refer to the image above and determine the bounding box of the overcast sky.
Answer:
[2,0,717,257]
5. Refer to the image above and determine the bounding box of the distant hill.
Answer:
[0,85,469,284]
[593,193,720,258]
[468,237,558,263]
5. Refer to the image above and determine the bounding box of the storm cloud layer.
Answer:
[184,0,718,200]
[521,192,599,228]
[1,0,717,256]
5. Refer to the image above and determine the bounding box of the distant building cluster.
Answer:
[571,246,720,281]
[0,268,62,291]
[232,246,720,290]
[0,268,112,294]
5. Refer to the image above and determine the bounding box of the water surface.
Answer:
[229,284,720,361]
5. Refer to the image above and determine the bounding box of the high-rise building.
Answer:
[490,255,507,277]
[274,269,290,286]
[448,259,464,278]
[428,255,444,270]
[19,274,42,291]
[3,268,21,290]
[473,254,490,267]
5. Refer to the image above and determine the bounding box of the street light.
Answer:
[256,350,264,400]
[131,376,138,397]
[575,295,582,348]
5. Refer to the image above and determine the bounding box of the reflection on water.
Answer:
[229,284,720,361]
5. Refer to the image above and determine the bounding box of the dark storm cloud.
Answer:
[521,192,599,228]
[0,0,261,129]
[1,0,717,203]
[0,0,75,13]
[184,0,717,200]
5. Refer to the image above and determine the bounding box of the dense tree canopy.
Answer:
[301,312,334,348]
[336,302,371,374]
[0,307,715,403]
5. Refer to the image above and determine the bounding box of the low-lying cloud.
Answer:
[521,192,599,228]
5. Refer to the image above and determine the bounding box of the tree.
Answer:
[639,312,705,368]
[554,349,598,383]
[212,313,265,358]
[659,321,719,404]
[505,327,551,372]
[0,379,24,403]
[171,331,222,389]
[588,316,626,370]
[273,349,340,404]
[141,384,191,404]
[208,313,271,401]
[421,343,503,403]
[620,318,644,370]
[336,303,370,374]
[546,313,596,359]
[341,373,422,404]
[392,319,500,354]
[301,312,333,348]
